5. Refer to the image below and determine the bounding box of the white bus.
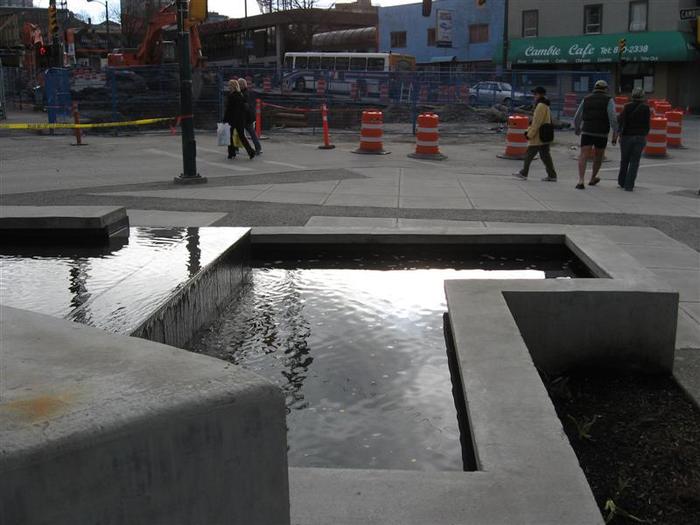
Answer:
[282,52,416,95]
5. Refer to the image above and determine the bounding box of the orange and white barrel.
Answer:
[665,110,683,148]
[316,77,326,96]
[460,84,470,104]
[419,84,428,104]
[498,115,529,160]
[644,117,668,157]
[654,101,671,118]
[263,76,272,93]
[563,92,578,117]
[353,111,389,155]
[614,96,629,114]
[408,113,446,160]
[380,83,389,104]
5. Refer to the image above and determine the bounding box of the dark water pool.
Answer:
[191,244,591,471]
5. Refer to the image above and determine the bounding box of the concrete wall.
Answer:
[378,0,505,64]
[0,306,290,525]
[508,0,693,38]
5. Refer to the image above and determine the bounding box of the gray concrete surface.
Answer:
[0,306,290,525]
[0,205,129,239]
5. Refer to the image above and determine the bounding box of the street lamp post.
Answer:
[173,0,205,184]
[86,0,110,57]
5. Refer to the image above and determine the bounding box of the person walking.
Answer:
[617,87,650,191]
[512,86,558,182]
[224,79,256,160]
[574,79,618,189]
[237,78,262,155]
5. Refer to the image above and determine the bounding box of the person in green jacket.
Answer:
[513,86,558,182]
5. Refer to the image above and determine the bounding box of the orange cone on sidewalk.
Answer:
[318,103,335,150]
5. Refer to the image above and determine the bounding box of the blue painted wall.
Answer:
[378,0,505,64]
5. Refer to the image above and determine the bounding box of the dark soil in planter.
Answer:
[544,370,700,524]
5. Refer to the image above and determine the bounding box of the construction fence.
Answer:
[1,64,613,133]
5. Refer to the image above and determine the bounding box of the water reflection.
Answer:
[192,266,552,472]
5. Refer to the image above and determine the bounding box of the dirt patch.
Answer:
[544,370,700,524]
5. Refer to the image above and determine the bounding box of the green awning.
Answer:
[508,31,699,65]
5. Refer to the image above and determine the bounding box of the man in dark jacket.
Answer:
[573,80,619,189]
[617,87,651,191]
[237,78,262,155]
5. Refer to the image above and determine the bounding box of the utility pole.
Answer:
[173,0,206,184]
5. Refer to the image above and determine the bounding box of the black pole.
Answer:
[174,0,206,184]
[105,1,110,55]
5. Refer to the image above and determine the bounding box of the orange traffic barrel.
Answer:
[654,101,671,117]
[498,115,529,160]
[408,113,446,161]
[666,110,683,148]
[563,92,578,117]
[614,96,629,114]
[380,83,389,104]
[317,77,326,96]
[263,76,272,93]
[644,117,668,157]
[353,111,389,155]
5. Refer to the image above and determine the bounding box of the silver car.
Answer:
[469,82,526,106]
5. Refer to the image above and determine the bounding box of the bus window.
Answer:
[367,57,385,71]
[296,56,308,69]
[321,56,335,70]
[308,56,320,69]
[284,56,293,68]
[350,57,367,71]
[335,57,349,70]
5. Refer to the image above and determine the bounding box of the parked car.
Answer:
[469,82,527,106]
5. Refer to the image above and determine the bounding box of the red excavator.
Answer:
[107,3,203,68]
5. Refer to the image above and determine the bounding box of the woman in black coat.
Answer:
[224,79,256,160]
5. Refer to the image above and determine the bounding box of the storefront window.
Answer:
[522,10,538,38]
[584,5,603,34]
[629,1,648,32]
[620,62,655,93]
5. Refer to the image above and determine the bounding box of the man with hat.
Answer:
[512,86,558,182]
[573,79,619,189]
[616,86,651,191]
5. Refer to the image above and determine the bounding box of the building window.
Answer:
[390,31,407,48]
[620,62,655,93]
[584,5,603,34]
[522,10,538,37]
[469,24,489,44]
[629,1,648,32]
[427,27,436,46]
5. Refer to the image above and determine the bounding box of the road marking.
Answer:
[263,160,308,169]
[600,160,700,171]
[146,148,253,172]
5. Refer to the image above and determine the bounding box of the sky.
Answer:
[32,1,419,22]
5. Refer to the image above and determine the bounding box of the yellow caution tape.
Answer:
[0,117,175,130]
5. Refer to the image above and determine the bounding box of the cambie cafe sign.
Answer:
[509,32,696,65]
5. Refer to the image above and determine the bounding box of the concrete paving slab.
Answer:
[267,181,340,193]
[472,199,547,211]
[325,193,398,208]
[305,216,398,228]
[333,181,399,195]
[681,302,700,323]
[676,309,700,349]
[400,186,466,197]
[649,268,700,302]
[399,196,472,209]
[621,244,700,270]
[255,191,329,205]
[398,218,486,228]
[595,225,681,247]
[94,188,266,201]
[127,210,227,227]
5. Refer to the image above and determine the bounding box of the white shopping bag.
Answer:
[217,122,231,147]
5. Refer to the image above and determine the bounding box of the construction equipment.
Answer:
[107,3,203,68]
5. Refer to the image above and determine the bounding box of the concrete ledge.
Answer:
[0,206,129,243]
[0,306,290,525]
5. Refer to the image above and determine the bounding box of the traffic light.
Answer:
[618,38,627,54]
[36,44,50,67]
[48,4,58,36]
[422,0,432,17]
